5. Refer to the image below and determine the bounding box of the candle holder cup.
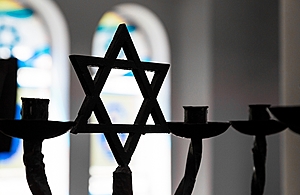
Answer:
[0,98,74,195]
[230,104,287,195]
[269,106,300,134]
[168,106,230,195]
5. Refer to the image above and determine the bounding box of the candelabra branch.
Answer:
[21,98,52,195]
[23,140,52,195]
[251,135,266,195]
[174,137,202,195]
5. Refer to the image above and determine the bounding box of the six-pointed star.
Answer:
[69,23,170,166]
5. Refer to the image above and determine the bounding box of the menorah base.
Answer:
[113,166,133,195]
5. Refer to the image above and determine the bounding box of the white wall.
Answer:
[280,0,300,194]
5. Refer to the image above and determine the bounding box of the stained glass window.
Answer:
[0,1,69,194]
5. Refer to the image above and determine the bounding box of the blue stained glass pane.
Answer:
[97,25,136,33]
[29,46,51,60]
[126,25,136,32]
[17,46,51,68]
[123,71,133,77]
[0,25,20,49]
[97,25,116,32]
[0,9,33,18]
[0,138,20,161]
[15,104,21,120]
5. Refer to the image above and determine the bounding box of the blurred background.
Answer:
[0,0,299,194]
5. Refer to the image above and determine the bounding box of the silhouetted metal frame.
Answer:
[0,58,17,152]
[69,23,170,167]
[0,24,233,195]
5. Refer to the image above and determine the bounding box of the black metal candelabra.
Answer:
[0,23,299,195]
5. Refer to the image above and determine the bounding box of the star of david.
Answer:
[70,24,170,166]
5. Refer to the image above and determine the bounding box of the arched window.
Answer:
[90,3,171,195]
[0,0,69,194]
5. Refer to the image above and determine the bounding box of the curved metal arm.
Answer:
[251,135,266,195]
[174,137,202,195]
[23,140,52,195]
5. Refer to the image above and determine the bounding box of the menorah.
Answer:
[0,23,298,195]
